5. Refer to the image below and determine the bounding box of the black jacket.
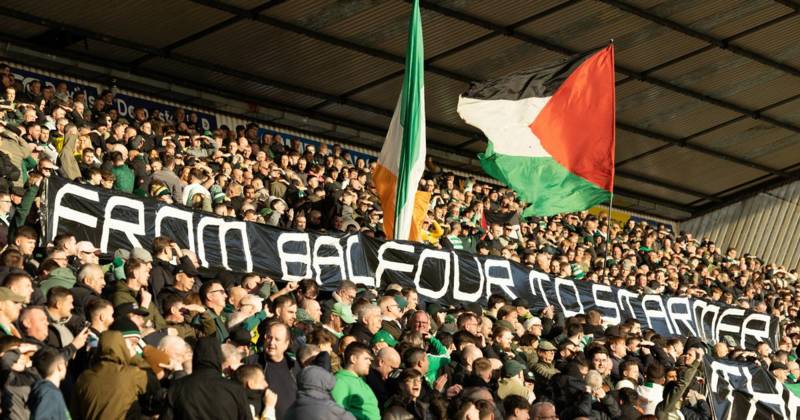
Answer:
[261,353,300,420]
[150,256,197,301]
[347,322,374,346]
[365,368,391,409]
[71,283,100,317]
[161,337,250,420]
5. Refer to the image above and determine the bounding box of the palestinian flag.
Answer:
[374,0,428,241]
[457,45,615,217]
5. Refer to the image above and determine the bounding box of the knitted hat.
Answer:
[110,317,141,339]
[371,330,397,347]
[150,184,171,197]
[502,360,526,378]
[210,185,227,204]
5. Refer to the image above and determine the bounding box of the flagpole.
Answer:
[604,38,615,286]
[603,193,614,285]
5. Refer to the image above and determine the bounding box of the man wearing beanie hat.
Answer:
[110,317,143,357]
[370,330,397,351]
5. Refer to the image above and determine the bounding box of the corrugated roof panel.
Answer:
[173,20,400,97]
[349,72,471,138]
[317,103,392,132]
[276,1,491,59]
[66,39,144,63]
[0,15,46,38]
[517,0,707,72]
[426,127,470,149]
[612,194,692,220]
[615,130,667,162]
[424,74,470,127]
[614,176,698,205]
[620,146,765,194]
[347,76,403,106]
[704,175,779,203]
[687,118,800,169]
[616,80,741,138]
[732,14,800,69]
[643,0,789,40]
[140,57,324,109]
[3,0,231,48]
[265,0,370,29]
[217,0,266,9]
[432,36,564,81]
[433,0,570,27]
[648,48,800,111]
[763,95,800,126]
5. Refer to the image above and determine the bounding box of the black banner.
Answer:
[704,356,800,419]
[45,177,779,349]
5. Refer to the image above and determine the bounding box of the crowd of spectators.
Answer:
[0,62,797,420]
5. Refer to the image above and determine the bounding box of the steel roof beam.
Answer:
[598,0,800,80]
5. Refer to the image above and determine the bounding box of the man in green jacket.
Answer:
[332,342,380,420]
[110,151,134,193]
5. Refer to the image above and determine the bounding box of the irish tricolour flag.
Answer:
[458,46,616,217]
[374,0,428,241]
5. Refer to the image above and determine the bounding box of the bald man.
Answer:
[365,346,400,408]
[532,401,558,420]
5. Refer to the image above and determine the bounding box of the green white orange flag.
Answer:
[457,45,616,217]
[374,0,427,241]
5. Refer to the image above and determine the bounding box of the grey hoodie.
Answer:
[284,366,357,420]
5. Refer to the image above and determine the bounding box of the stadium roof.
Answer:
[0,0,799,221]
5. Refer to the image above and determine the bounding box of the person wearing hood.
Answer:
[72,330,150,420]
[38,267,76,297]
[285,364,356,420]
[57,130,81,181]
[161,336,250,420]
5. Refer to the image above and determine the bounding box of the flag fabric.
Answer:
[374,0,426,241]
[408,191,431,242]
[457,45,616,217]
